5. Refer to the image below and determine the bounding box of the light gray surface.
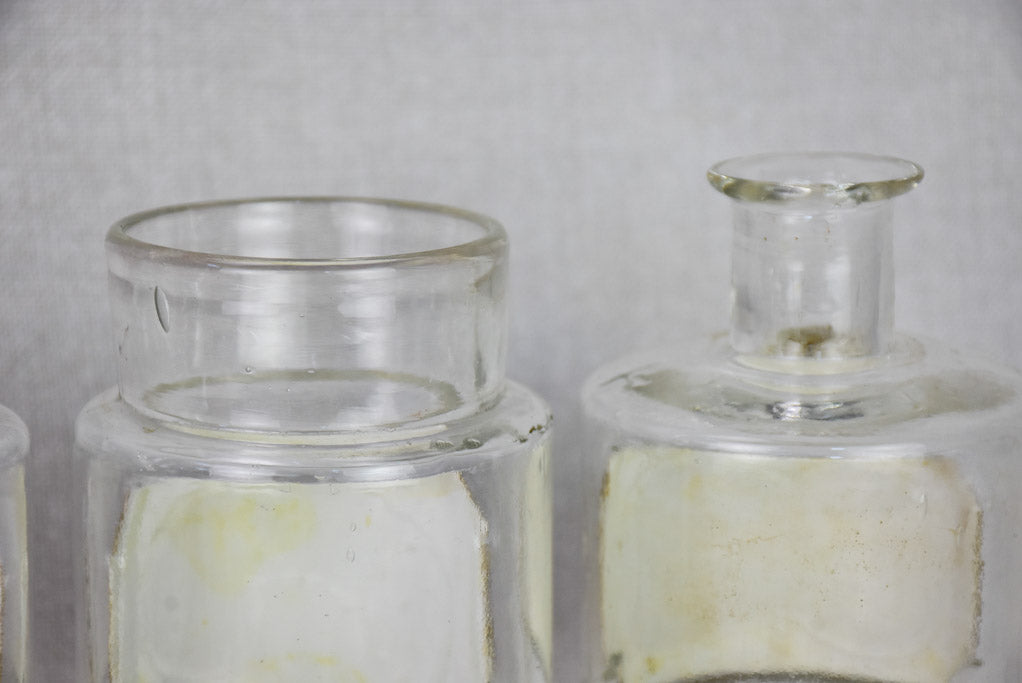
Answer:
[2,1,1021,679]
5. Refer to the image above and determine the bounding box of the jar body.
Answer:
[0,406,27,683]
[581,340,1022,682]
[74,198,553,682]
[75,382,551,682]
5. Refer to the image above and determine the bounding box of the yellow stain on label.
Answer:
[243,653,366,681]
[156,488,317,594]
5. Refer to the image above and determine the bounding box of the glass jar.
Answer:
[74,198,552,682]
[0,404,27,682]
[580,153,1022,682]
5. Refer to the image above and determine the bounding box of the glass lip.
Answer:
[107,196,507,270]
[707,151,924,204]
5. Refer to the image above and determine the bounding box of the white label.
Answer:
[601,448,981,683]
[111,472,488,682]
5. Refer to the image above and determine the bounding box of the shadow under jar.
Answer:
[580,153,1022,682]
[74,198,552,682]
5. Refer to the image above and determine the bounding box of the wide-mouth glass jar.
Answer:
[580,153,1022,682]
[74,198,552,682]
[0,404,27,682]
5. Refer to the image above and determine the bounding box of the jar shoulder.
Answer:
[583,335,1022,449]
[75,381,551,471]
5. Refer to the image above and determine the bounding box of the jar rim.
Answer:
[107,196,507,270]
[707,152,924,205]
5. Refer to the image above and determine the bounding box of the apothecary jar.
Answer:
[0,404,27,682]
[580,153,1022,682]
[74,198,552,682]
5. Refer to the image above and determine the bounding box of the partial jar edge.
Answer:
[707,152,923,205]
[0,405,29,463]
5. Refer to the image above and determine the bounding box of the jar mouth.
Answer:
[708,152,923,205]
[108,197,506,269]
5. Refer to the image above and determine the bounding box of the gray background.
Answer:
[2,1,1021,680]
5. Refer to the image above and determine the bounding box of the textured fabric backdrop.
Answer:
[2,1,1022,679]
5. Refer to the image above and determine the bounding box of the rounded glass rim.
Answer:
[107,196,507,269]
[707,152,924,204]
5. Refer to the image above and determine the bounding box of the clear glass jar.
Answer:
[580,153,1022,682]
[74,198,552,682]
[0,405,27,682]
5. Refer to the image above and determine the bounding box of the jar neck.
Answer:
[708,152,922,364]
[106,198,508,433]
[729,200,895,360]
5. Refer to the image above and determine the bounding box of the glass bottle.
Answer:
[580,153,1022,682]
[74,198,552,682]
[0,404,27,682]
